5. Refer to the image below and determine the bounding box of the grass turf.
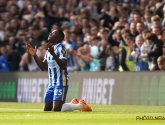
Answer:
[0,102,165,125]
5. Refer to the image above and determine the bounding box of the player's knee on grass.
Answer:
[53,101,64,112]
[53,106,62,111]
[43,101,53,111]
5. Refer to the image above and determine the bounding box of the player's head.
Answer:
[48,29,65,44]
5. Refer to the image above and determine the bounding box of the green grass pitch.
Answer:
[0,102,165,125]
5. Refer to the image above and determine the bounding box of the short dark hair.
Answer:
[57,29,65,41]
[70,31,78,35]
[83,25,91,29]
[132,11,142,16]
[32,25,40,31]
[100,27,109,34]
[81,17,89,21]
[90,18,98,24]
[142,29,151,35]
[145,33,158,41]
[92,36,101,41]
[0,43,6,47]
[124,33,134,41]
[121,28,131,35]
[144,9,153,15]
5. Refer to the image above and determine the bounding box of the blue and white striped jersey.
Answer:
[44,43,68,86]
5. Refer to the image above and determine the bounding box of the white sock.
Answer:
[61,103,83,112]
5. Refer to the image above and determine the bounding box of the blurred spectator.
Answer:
[151,25,162,39]
[133,11,142,23]
[140,0,149,12]
[130,22,138,38]
[132,34,149,71]
[0,44,10,72]
[136,21,145,35]
[97,28,110,71]
[91,26,99,37]
[145,33,163,71]
[38,40,47,60]
[76,47,90,72]
[70,31,82,49]
[31,25,49,47]
[163,45,165,56]
[161,27,165,43]
[119,34,135,72]
[89,36,100,71]
[80,25,91,43]
[151,15,161,27]
[105,45,113,71]
[7,44,21,71]
[19,43,42,71]
[13,30,27,55]
[144,9,153,30]
[63,30,78,71]
[0,21,5,42]
[157,56,165,70]
[140,30,151,70]
[77,43,91,71]
[20,19,28,30]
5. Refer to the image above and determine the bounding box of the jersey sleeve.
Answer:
[56,46,67,59]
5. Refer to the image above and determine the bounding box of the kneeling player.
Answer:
[26,29,92,112]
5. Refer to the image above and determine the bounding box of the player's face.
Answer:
[48,30,59,44]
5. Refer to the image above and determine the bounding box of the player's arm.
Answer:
[51,53,67,70]
[26,44,48,71]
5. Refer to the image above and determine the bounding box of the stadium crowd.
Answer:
[0,0,165,72]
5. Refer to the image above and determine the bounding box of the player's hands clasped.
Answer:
[46,43,54,55]
[26,44,37,56]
